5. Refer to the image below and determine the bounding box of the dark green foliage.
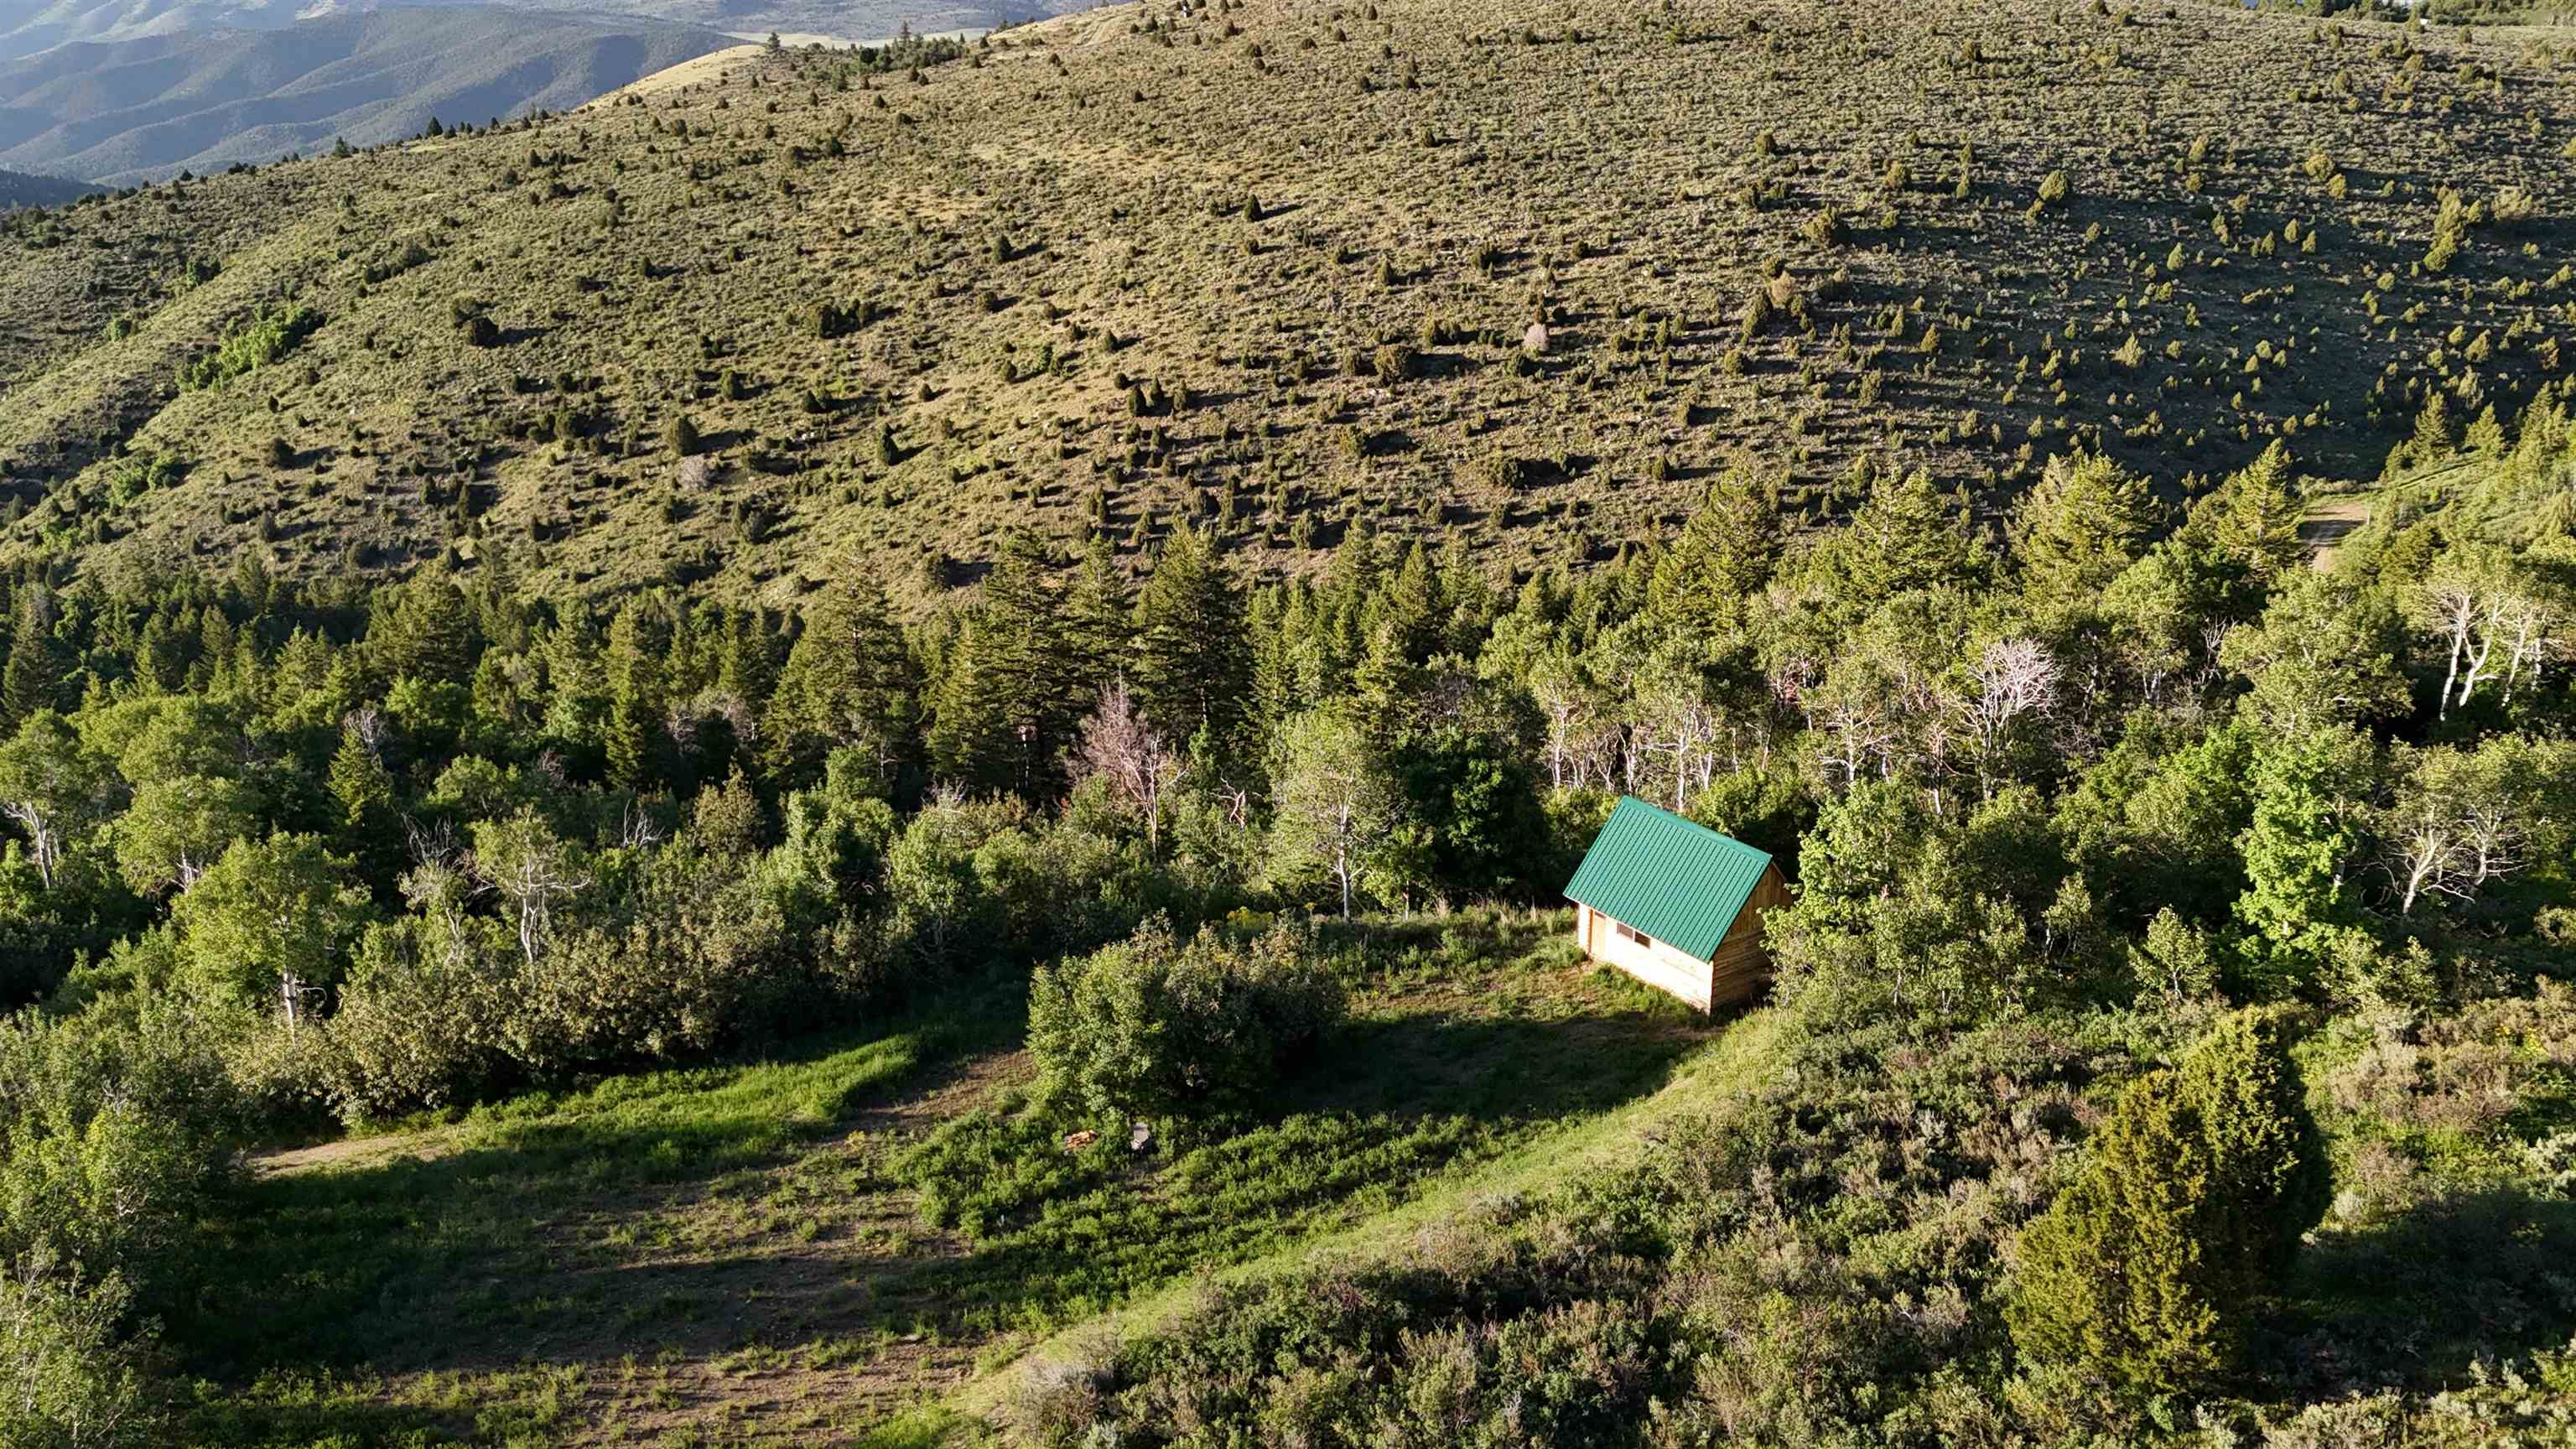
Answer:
[2007,1009,2327,1396]
[1130,526,1251,754]
[1026,917,1342,1128]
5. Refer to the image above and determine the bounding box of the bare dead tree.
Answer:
[1955,636,2059,802]
[1077,680,1177,851]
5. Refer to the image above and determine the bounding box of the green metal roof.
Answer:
[1563,797,1774,963]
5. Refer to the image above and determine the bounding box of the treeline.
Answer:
[0,378,2571,1439]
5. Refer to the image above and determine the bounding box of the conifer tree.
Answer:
[1133,525,1251,752]
[327,724,396,829]
[605,598,670,790]
[1062,533,1133,694]
[927,532,1078,793]
[372,574,475,685]
[1797,465,1986,615]
[2007,1010,2325,1396]
[1374,542,1443,665]
[0,589,60,739]
[1649,467,1783,642]
[2182,441,2305,591]
[765,582,918,788]
[2009,449,2163,615]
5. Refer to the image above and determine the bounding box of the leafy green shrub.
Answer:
[0,1249,157,1449]
[1026,917,1341,1128]
[178,304,321,391]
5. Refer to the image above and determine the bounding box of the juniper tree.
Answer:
[2008,1010,2325,1397]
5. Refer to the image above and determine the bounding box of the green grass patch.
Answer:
[894,914,1717,1335]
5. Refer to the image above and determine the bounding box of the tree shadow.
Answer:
[174,1013,1015,1385]
[1290,1002,1713,1125]
[2270,1187,2576,1398]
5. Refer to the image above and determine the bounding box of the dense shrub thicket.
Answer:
[1027,917,1343,1130]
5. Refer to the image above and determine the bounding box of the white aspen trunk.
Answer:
[2437,595,2471,719]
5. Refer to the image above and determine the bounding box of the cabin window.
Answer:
[1614,921,1654,949]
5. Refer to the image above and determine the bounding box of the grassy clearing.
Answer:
[179,908,1725,1446]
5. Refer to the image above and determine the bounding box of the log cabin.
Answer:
[1562,796,1791,1012]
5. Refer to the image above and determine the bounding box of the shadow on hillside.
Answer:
[2272,1186,2576,1396]
[1291,1004,1711,1124]
[174,972,1727,1443]
[177,1016,1018,1383]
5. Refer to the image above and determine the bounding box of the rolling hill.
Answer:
[0,8,740,183]
[0,0,2568,605]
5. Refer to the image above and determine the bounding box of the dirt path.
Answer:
[2300,496,2372,571]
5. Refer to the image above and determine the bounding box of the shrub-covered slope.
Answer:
[0,0,2569,604]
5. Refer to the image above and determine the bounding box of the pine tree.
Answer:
[327,724,395,829]
[1648,467,1784,642]
[605,598,670,790]
[372,574,475,685]
[1797,465,1985,615]
[765,582,919,788]
[1132,525,1251,751]
[0,589,60,739]
[1374,542,1443,665]
[2190,440,2306,585]
[927,532,1077,793]
[2008,449,2163,615]
[1062,533,1133,694]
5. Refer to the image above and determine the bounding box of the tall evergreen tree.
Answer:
[1797,465,1987,616]
[1133,526,1252,752]
[766,582,920,789]
[927,532,1078,793]
[604,598,671,790]
[2009,449,2163,615]
[0,588,61,738]
[1062,533,1133,694]
[1648,467,1784,641]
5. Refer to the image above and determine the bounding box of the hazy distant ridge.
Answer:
[0,7,735,183]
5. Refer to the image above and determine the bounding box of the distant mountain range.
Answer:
[0,0,1099,187]
[0,7,738,184]
[0,0,1078,61]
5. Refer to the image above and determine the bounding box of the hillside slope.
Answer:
[0,0,2568,603]
[0,160,96,204]
[0,8,735,183]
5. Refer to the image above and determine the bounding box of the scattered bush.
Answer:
[1027,917,1342,1130]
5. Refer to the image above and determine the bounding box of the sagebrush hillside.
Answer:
[0,0,2569,604]
[0,8,737,184]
